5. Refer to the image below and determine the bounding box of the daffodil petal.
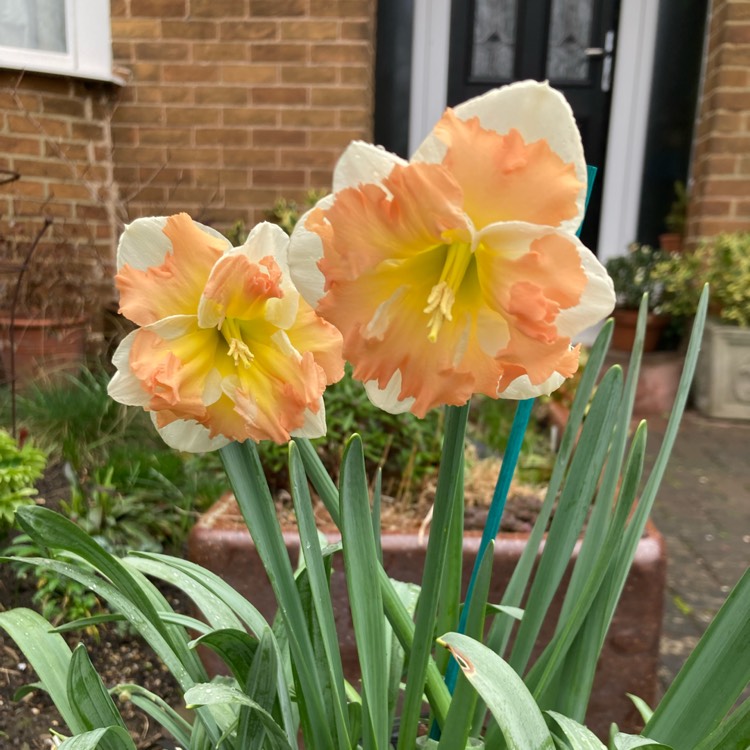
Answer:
[291,398,327,439]
[152,413,230,453]
[117,214,229,326]
[414,80,586,234]
[333,140,406,192]
[497,371,566,400]
[288,197,335,308]
[108,331,150,407]
[364,371,416,414]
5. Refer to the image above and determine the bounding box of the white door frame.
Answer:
[409,0,660,263]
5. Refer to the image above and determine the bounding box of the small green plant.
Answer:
[268,189,329,235]
[3,534,101,633]
[605,243,669,311]
[654,232,750,326]
[664,179,688,235]
[0,429,46,531]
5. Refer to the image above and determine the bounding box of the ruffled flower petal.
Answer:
[117,213,229,327]
[110,214,344,450]
[289,80,615,415]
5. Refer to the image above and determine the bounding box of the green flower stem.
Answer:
[220,441,334,749]
[295,435,452,725]
[396,403,470,750]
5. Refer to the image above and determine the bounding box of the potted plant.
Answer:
[0,218,91,388]
[658,180,687,253]
[605,243,671,352]
[654,232,750,419]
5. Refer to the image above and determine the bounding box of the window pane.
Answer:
[471,0,517,79]
[546,0,593,81]
[0,0,67,53]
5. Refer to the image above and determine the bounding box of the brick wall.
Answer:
[687,0,750,242]
[109,0,376,230]
[0,71,119,322]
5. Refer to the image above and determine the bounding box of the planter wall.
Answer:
[188,494,666,738]
[694,318,750,420]
[0,316,87,388]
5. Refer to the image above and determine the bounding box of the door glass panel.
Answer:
[546,0,593,81]
[471,0,517,79]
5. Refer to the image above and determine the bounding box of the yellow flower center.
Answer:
[424,241,473,342]
[221,318,254,368]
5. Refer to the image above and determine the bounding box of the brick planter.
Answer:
[188,493,666,737]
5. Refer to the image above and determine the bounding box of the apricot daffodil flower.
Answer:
[288,80,616,417]
[108,214,344,452]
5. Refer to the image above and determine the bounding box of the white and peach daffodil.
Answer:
[288,80,616,417]
[108,214,344,452]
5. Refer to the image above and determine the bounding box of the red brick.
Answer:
[724,22,750,43]
[253,129,307,147]
[114,104,165,124]
[221,149,278,167]
[135,42,190,61]
[311,44,371,65]
[167,148,221,165]
[42,96,86,118]
[250,0,306,17]
[191,0,246,16]
[309,129,361,148]
[140,128,193,146]
[253,169,306,187]
[252,87,309,105]
[192,41,249,62]
[279,148,336,167]
[341,21,371,41]
[195,129,248,147]
[219,21,278,41]
[159,87,194,105]
[308,0,371,17]
[311,87,364,107]
[223,108,278,126]
[222,65,278,84]
[251,44,308,63]
[281,109,337,127]
[111,18,161,38]
[7,114,69,138]
[161,20,218,39]
[162,64,221,83]
[165,108,220,126]
[281,21,339,41]
[194,87,249,105]
[130,0,187,17]
[0,134,40,156]
[281,65,337,84]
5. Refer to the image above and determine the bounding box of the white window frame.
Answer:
[0,0,120,83]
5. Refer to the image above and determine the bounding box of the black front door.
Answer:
[447,0,620,253]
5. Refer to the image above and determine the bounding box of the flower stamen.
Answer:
[424,242,473,342]
[221,318,254,368]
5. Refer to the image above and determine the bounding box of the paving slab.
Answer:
[644,410,750,695]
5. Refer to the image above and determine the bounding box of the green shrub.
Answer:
[0,429,46,532]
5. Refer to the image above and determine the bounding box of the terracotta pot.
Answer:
[658,233,683,254]
[188,494,666,738]
[611,308,669,353]
[0,315,87,387]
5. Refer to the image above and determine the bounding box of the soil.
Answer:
[0,457,548,748]
[0,464,185,750]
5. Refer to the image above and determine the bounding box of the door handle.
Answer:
[584,47,604,57]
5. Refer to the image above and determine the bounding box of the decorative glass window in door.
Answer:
[546,0,594,81]
[471,0,517,79]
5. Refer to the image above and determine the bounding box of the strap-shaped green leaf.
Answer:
[68,644,127,733]
[610,734,672,750]
[185,682,294,750]
[0,607,83,735]
[693,698,750,750]
[220,440,333,748]
[112,683,192,750]
[545,711,605,749]
[438,632,554,750]
[644,568,750,746]
[56,726,137,750]
[289,441,351,749]
[340,435,389,749]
